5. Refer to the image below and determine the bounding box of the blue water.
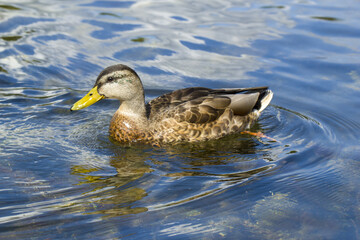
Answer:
[1,0,360,239]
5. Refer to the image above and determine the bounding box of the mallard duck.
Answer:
[71,64,273,144]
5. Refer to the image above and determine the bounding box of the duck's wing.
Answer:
[148,87,211,114]
[148,86,271,124]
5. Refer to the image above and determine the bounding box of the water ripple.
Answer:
[82,19,141,40]
[0,0,359,239]
[0,17,54,33]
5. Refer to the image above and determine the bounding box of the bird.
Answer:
[71,64,273,145]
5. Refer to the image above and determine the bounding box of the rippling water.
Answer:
[1,0,360,239]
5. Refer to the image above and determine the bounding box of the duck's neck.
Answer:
[109,93,149,142]
[116,93,148,123]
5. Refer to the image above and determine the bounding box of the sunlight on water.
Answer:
[0,0,360,239]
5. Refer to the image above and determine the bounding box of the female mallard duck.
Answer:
[71,64,273,144]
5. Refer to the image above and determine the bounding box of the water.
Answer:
[1,0,360,239]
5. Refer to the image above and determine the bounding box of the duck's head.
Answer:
[71,64,143,111]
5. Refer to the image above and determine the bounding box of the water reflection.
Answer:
[69,146,153,217]
[68,125,281,219]
[80,1,135,8]
[311,16,341,21]
[1,0,360,238]
[0,4,21,11]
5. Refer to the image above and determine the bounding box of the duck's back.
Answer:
[147,87,273,143]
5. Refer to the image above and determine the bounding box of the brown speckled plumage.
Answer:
[71,64,273,145]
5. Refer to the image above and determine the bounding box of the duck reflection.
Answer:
[70,145,154,218]
[71,123,276,218]
[158,129,275,194]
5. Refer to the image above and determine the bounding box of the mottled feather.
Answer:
[148,86,269,124]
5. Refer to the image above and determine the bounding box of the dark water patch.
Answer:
[131,37,145,42]
[1,36,22,41]
[32,34,79,44]
[0,17,54,33]
[311,16,341,21]
[99,12,122,18]
[80,0,135,8]
[181,36,256,57]
[0,4,21,10]
[171,16,188,21]
[114,47,175,61]
[0,66,8,74]
[14,44,35,55]
[82,19,141,40]
[261,5,285,9]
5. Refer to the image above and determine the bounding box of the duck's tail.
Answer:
[223,87,273,116]
[256,89,273,113]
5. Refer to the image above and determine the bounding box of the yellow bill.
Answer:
[71,86,104,111]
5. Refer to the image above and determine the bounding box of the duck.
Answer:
[71,64,273,145]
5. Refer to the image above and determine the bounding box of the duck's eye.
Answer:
[107,76,114,82]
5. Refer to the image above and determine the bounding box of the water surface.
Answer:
[1,0,360,239]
